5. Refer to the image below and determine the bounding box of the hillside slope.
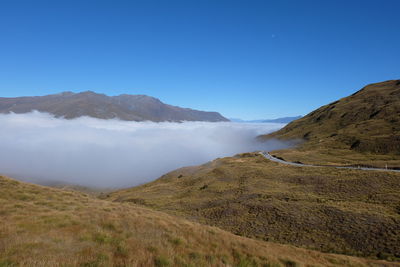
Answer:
[2,175,393,266]
[259,80,400,166]
[107,153,400,261]
[0,91,228,122]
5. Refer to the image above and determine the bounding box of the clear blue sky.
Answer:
[0,0,399,119]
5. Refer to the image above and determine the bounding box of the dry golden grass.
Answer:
[108,153,400,261]
[259,79,400,167]
[0,175,396,266]
[269,146,400,168]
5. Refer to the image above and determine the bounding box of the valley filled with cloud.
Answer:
[0,112,288,188]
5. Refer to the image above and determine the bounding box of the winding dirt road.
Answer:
[260,151,400,173]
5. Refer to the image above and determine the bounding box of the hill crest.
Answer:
[260,79,400,166]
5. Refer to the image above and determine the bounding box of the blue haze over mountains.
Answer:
[230,116,302,124]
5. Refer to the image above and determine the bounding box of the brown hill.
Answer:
[0,175,388,266]
[260,80,400,167]
[0,91,229,122]
[107,153,400,261]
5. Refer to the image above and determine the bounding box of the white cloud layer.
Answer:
[0,111,288,188]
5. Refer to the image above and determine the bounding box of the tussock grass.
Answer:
[260,79,400,167]
[108,153,400,261]
[0,175,393,266]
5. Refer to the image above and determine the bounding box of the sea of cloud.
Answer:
[0,111,289,188]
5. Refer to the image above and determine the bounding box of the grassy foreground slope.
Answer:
[259,80,400,167]
[0,176,391,266]
[107,153,400,261]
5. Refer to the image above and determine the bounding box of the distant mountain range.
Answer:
[0,91,229,122]
[230,116,302,123]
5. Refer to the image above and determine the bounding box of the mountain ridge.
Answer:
[0,91,229,122]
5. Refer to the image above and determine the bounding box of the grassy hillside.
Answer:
[107,153,400,261]
[1,175,392,266]
[259,80,400,167]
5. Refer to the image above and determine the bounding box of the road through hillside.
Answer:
[260,151,400,173]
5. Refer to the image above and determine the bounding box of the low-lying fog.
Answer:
[0,111,289,188]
